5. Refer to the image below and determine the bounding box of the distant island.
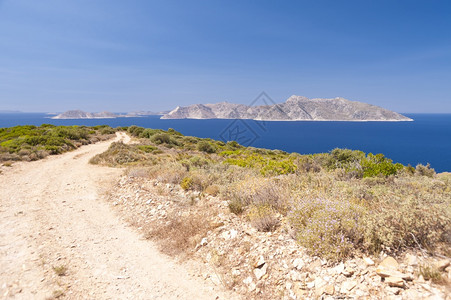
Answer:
[161,95,413,121]
[0,110,22,113]
[51,110,168,119]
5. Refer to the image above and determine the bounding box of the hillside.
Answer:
[90,126,449,299]
[161,95,413,121]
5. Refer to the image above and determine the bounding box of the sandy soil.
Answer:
[0,132,236,299]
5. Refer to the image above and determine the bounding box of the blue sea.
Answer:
[1,113,451,173]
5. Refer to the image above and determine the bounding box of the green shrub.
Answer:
[197,141,216,153]
[152,133,172,145]
[100,126,115,135]
[361,153,403,178]
[137,145,158,153]
[140,128,159,138]
[180,176,194,190]
[168,128,183,136]
[0,125,112,162]
[326,148,365,170]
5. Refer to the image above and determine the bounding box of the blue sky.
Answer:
[0,0,450,113]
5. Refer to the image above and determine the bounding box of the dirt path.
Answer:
[0,133,235,299]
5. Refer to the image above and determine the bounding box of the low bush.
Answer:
[290,197,364,261]
[204,184,220,196]
[415,163,436,177]
[137,145,158,153]
[228,198,245,215]
[197,141,216,153]
[360,190,450,254]
[89,142,146,166]
[180,176,194,190]
[248,204,279,232]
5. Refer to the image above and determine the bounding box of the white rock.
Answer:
[405,253,418,266]
[363,257,375,266]
[200,238,208,246]
[435,259,450,271]
[253,263,268,280]
[209,274,221,285]
[221,229,238,240]
[292,258,304,270]
[314,277,327,289]
[254,255,265,268]
[385,276,405,288]
[243,276,253,285]
[340,280,357,293]
[333,262,345,275]
[289,270,301,281]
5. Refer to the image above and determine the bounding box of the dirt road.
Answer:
[0,133,235,299]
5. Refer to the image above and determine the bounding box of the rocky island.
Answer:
[51,110,118,119]
[161,95,413,121]
[51,110,166,119]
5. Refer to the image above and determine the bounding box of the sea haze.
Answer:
[1,113,450,173]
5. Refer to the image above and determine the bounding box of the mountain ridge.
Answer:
[161,95,413,121]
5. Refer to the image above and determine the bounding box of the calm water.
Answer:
[1,113,451,172]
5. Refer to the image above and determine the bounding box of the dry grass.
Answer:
[52,265,67,276]
[419,263,446,284]
[247,204,280,232]
[145,210,215,256]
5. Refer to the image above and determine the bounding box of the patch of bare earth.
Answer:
[0,132,237,299]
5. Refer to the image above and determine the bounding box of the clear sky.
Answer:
[0,0,450,113]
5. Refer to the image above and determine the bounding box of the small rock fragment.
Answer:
[405,253,418,266]
[385,276,405,288]
[254,255,265,268]
[308,260,322,271]
[292,258,304,270]
[435,259,450,271]
[363,257,375,266]
[253,263,267,280]
[341,280,357,293]
[323,284,335,295]
[343,266,355,277]
[379,256,399,270]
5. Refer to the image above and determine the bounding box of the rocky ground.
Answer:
[108,175,451,300]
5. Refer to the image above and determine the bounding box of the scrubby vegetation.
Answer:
[0,125,116,163]
[91,126,450,261]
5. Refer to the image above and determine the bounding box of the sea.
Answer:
[1,113,450,173]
